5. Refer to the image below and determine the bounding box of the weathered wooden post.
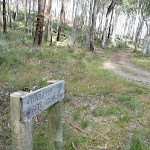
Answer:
[10,91,33,150]
[47,81,63,150]
[10,80,64,150]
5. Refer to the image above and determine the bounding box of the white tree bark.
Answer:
[68,0,81,46]
[133,12,140,41]
[111,9,117,43]
[24,0,27,26]
[142,34,150,55]
[134,19,144,52]
[68,15,80,46]
[102,0,115,49]
[87,0,93,45]
[102,14,110,48]
[123,14,130,37]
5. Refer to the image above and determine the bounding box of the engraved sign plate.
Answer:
[20,81,64,122]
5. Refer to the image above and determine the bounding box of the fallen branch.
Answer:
[72,142,78,150]
[93,141,108,150]
[64,119,89,135]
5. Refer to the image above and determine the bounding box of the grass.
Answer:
[130,53,150,70]
[0,9,150,150]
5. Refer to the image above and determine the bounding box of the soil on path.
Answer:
[103,52,150,87]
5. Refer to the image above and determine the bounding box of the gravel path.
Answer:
[103,52,150,87]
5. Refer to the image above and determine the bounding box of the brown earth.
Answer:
[103,52,150,87]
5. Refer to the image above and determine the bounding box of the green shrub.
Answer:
[81,119,90,129]
[0,39,10,55]
[116,42,128,48]
[72,109,80,120]
[129,134,149,150]
[11,22,19,28]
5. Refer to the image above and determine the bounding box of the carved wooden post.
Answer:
[10,91,33,150]
[47,81,63,150]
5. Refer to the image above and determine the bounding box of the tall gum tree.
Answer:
[87,0,93,45]
[90,0,99,51]
[57,0,65,41]
[24,0,27,26]
[102,0,116,49]
[3,0,7,33]
[8,0,12,28]
[107,6,114,41]
[33,0,46,46]
[0,0,1,26]
[141,0,150,54]
[68,0,81,46]
[134,17,144,52]
[111,8,117,43]
[44,0,52,42]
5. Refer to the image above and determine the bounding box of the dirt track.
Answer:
[103,52,150,87]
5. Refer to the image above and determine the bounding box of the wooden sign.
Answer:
[20,81,64,122]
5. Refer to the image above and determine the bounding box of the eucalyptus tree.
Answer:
[44,0,52,43]
[7,0,11,28]
[24,0,27,26]
[134,17,144,52]
[141,0,150,54]
[90,0,99,51]
[101,0,116,49]
[29,0,31,18]
[16,0,18,20]
[133,0,150,52]
[33,0,36,27]
[3,0,7,33]
[87,0,93,45]
[72,0,75,22]
[33,0,46,46]
[68,0,82,46]
[107,5,114,41]
[57,0,65,41]
[0,1,1,26]
[142,25,150,55]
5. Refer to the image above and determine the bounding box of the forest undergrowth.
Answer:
[0,18,150,150]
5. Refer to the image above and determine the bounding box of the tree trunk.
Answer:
[102,0,115,49]
[133,12,139,41]
[16,0,18,20]
[134,19,144,52]
[111,8,117,43]
[81,0,85,47]
[72,0,75,23]
[142,34,150,55]
[68,15,80,46]
[50,16,53,46]
[57,0,65,41]
[7,0,9,23]
[3,0,7,33]
[68,1,80,46]
[29,0,31,19]
[7,0,11,28]
[33,0,46,46]
[9,0,12,28]
[0,0,1,26]
[87,0,93,45]
[98,6,104,37]
[107,7,114,41]
[33,0,35,27]
[44,0,52,42]
[123,14,130,37]
[24,0,27,26]
[7,0,8,22]
[90,0,98,51]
